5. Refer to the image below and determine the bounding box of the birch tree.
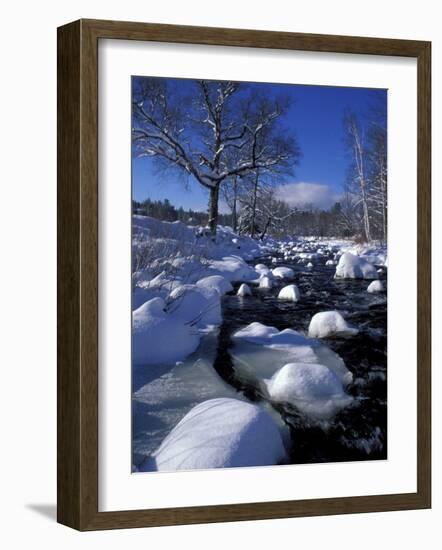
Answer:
[344,111,372,242]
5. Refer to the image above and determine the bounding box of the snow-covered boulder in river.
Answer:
[132,297,200,365]
[196,275,233,295]
[237,283,252,297]
[259,276,273,289]
[139,398,287,471]
[277,284,301,302]
[265,363,352,418]
[231,322,352,419]
[367,280,385,293]
[334,252,378,280]
[255,263,271,276]
[272,266,295,279]
[308,311,359,339]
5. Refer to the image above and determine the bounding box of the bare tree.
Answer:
[221,174,240,232]
[132,78,298,237]
[344,111,372,242]
[367,102,388,243]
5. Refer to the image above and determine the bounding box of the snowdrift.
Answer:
[132,298,200,365]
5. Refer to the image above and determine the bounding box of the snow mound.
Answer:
[255,263,271,276]
[367,280,385,293]
[325,259,335,266]
[306,262,313,268]
[267,362,344,401]
[232,322,352,386]
[139,398,287,472]
[335,252,378,280]
[308,311,359,339]
[132,298,200,365]
[272,266,294,279]
[231,323,352,419]
[196,275,233,295]
[259,276,273,289]
[208,255,258,282]
[237,283,252,297]
[265,363,352,418]
[168,284,222,327]
[277,284,301,302]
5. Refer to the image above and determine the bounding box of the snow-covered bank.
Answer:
[132,215,270,366]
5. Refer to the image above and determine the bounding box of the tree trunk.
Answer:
[361,188,371,242]
[250,171,259,239]
[232,175,238,233]
[259,216,272,240]
[208,185,220,237]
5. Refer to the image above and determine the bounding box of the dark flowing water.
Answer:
[213,248,387,464]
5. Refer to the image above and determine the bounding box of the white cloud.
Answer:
[276,182,341,210]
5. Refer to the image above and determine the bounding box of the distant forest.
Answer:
[132,197,376,240]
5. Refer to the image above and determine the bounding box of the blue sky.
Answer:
[132,78,386,212]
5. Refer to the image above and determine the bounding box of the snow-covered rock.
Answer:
[232,322,352,385]
[367,280,385,293]
[255,263,271,276]
[237,283,252,297]
[306,262,313,268]
[132,298,200,365]
[231,322,352,419]
[267,362,344,401]
[325,259,335,266]
[196,275,233,295]
[139,398,287,472]
[277,284,301,302]
[272,266,295,279]
[259,276,273,289]
[334,252,378,280]
[308,311,359,339]
[168,284,222,327]
[265,363,352,418]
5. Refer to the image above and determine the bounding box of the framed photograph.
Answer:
[57,19,431,530]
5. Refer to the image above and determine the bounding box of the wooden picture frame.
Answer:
[57,18,431,531]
